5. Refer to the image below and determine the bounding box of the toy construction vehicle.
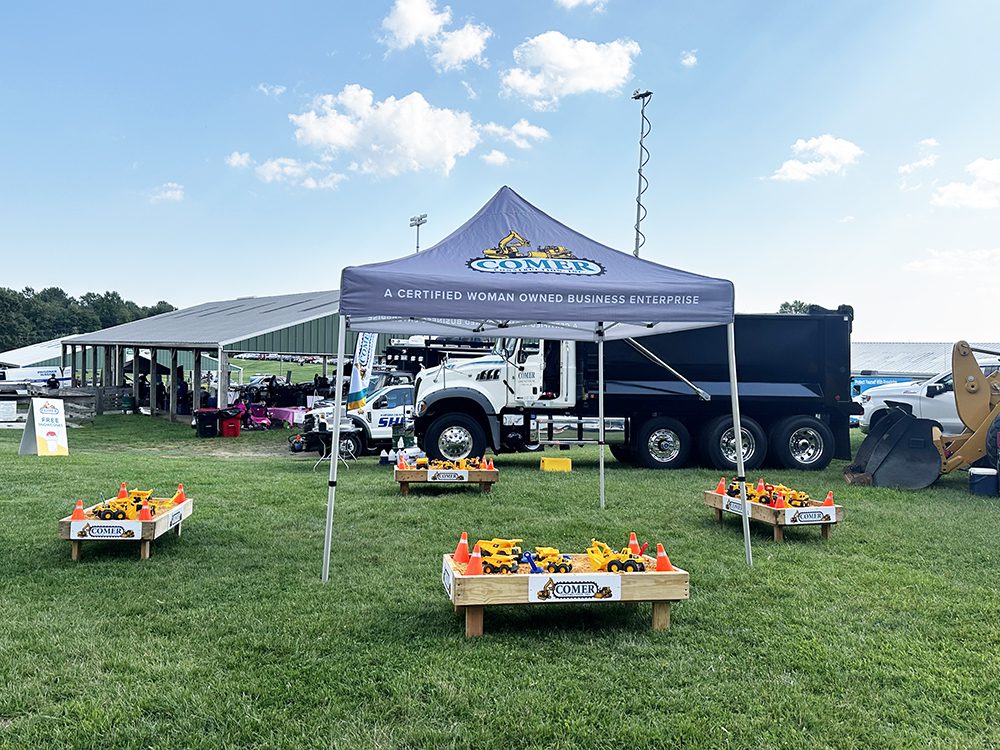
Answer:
[482,553,519,574]
[847,341,1000,489]
[482,230,574,260]
[477,538,524,560]
[430,457,488,470]
[90,488,173,521]
[532,546,573,573]
[586,539,646,573]
[727,481,812,506]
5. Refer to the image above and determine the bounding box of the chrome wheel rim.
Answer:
[788,427,823,465]
[647,429,681,463]
[721,427,756,463]
[439,426,473,460]
[339,437,357,455]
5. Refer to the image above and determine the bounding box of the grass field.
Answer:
[234,358,329,385]
[1,417,999,749]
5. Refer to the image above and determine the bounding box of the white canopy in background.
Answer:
[322,187,753,580]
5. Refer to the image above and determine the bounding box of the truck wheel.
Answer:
[609,444,636,465]
[768,416,835,470]
[700,416,768,471]
[635,418,691,469]
[987,415,1000,467]
[424,413,487,462]
[338,432,363,459]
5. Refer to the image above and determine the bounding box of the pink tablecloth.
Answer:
[268,406,307,425]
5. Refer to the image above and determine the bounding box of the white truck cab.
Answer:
[305,384,414,454]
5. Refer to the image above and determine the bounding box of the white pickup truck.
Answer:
[304,384,414,455]
[859,358,1000,434]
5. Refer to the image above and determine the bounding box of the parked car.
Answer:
[859,358,1000,434]
[304,384,414,454]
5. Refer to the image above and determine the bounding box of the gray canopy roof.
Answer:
[339,186,734,341]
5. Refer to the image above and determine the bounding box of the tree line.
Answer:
[0,287,175,352]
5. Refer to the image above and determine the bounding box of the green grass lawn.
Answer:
[234,358,329,385]
[1,418,998,749]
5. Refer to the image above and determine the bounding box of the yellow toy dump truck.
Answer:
[476,538,524,560]
[533,546,573,573]
[482,553,519,574]
[586,539,646,573]
[91,489,169,521]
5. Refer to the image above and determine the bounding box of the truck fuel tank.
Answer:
[531,415,627,446]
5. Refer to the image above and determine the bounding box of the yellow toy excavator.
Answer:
[845,341,1000,489]
[586,539,646,573]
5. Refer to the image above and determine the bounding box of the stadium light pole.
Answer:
[631,89,652,257]
[409,213,427,254]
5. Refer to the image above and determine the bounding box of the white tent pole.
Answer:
[321,314,348,582]
[598,324,606,511]
[727,322,752,566]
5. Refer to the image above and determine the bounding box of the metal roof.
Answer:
[63,290,340,350]
[852,342,1000,377]
[0,337,66,367]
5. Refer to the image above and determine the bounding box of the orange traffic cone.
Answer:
[823,490,835,506]
[628,532,641,555]
[138,498,153,521]
[396,455,405,470]
[117,482,128,499]
[71,499,86,521]
[655,543,674,571]
[714,477,726,494]
[756,478,765,495]
[453,532,470,563]
[487,457,495,471]
[465,543,483,575]
[174,483,187,505]
[773,492,786,509]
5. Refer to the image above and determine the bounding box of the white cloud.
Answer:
[460,80,478,100]
[839,215,855,224]
[555,0,608,10]
[290,84,479,176]
[381,0,451,49]
[481,149,509,166]
[149,182,184,203]
[931,158,1000,208]
[225,151,252,168]
[255,157,345,190]
[501,31,640,110]
[481,118,550,149]
[680,49,698,68]
[906,247,1000,275]
[302,173,347,190]
[432,22,492,71]
[770,134,863,181]
[897,138,939,192]
[898,155,938,175]
[919,138,939,148]
[257,83,287,97]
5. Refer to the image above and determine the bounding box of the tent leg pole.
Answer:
[598,325,605,511]
[322,315,348,582]
[727,323,752,566]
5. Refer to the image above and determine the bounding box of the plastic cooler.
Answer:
[969,468,999,497]
[218,407,242,438]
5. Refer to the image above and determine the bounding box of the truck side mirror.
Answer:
[926,383,946,398]
[373,398,387,409]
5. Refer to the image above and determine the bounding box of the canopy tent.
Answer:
[323,186,753,579]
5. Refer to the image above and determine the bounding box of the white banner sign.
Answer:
[70,520,142,541]
[784,506,835,525]
[347,332,379,411]
[428,469,469,483]
[19,397,69,456]
[722,496,745,515]
[527,574,621,603]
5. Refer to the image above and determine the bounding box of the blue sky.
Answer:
[2,1,998,340]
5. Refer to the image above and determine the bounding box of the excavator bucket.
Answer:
[844,409,942,489]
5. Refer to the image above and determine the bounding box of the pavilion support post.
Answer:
[80,346,88,387]
[727,322,752,567]
[322,356,328,378]
[92,346,98,388]
[116,345,125,387]
[131,348,139,410]
[61,344,68,375]
[149,347,157,416]
[216,347,228,408]
[103,346,112,387]
[168,349,178,423]
[322,315,348,583]
[192,350,202,412]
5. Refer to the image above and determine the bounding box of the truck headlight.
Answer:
[415,400,427,417]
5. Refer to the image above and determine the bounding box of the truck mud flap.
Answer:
[844,409,941,489]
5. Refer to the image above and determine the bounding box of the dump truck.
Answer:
[845,341,1000,489]
[412,307,859,471]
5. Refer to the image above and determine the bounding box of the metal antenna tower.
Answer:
[631,89,652,257]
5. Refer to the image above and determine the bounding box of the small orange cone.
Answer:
[773,492,786,509]
[71,499,86,520]
[464,543,483,575]
[756,478,765,495]
[117,482,128,499]
[628,532,641,555]
[453,532,470,563]
[174,483,187,505]
[714,477,726,494]
[823,490,835,506]
[138,498,153,521]
[396,455,405,470]
[655,543,674,571]
[487,457,495,471]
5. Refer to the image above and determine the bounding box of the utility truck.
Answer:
[412,307,858,471]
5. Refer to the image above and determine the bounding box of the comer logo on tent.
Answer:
[467,230,604,276]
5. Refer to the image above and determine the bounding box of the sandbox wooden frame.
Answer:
[703,491,843,542]
[58,498,193,561]
[395,468,498,495]
[442,553,689,637]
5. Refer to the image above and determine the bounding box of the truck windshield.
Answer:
[493,338,517,358]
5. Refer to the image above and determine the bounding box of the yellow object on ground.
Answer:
[540,457,572,472]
